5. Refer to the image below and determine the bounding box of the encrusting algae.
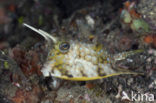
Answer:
[23,23,143,81]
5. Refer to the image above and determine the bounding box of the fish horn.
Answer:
[113,49,144,61]
[23,23,57,43]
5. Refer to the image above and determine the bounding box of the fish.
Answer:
[23,23,143,81]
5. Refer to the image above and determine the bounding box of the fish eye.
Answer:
[59,42,70,53]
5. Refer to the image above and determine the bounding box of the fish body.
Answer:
[23,23,143,81]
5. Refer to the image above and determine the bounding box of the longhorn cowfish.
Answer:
[23,23,143,81]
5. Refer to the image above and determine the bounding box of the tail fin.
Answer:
[113,49,144,61]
